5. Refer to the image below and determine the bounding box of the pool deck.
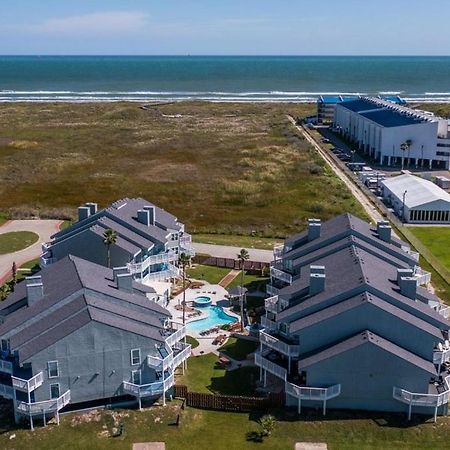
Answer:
[168,283,241,355]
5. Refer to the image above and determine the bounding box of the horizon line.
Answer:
[2,54,450,57]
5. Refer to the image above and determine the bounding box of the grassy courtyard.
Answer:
[0,231,39,254]
[409,227,450,271]
[0,102,368,238]
[186,264,231,284]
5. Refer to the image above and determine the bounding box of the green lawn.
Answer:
[1,400,450,450]
[186,335,200,349]
[228,271,269,293]
[186,264,231,284]
[0,231,39,254]
[193,233,282,250]
[219,337,258,361]
[409,227,450,271]
[179,354,258,395]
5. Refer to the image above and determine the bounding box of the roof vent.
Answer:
[78,206,91,222]
[113,266,129,283]
[137,209,150,226]
[143,206,155,226]
[399,276,417,300]
[397,268,414,284]
[377,220,392,243]
[117,273,133,293]
[309,265,326,296]
[26,275,44,306]
[85,202,98,215]
[308,219,321,241]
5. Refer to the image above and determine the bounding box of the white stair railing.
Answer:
[12,372,44,393]
[254,352,287,381]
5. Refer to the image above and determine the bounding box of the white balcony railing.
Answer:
[172,344,191,368]
[393,386,450,408]
[254,352,287,381]
[12,372,44,393]
[0,383,14,400]
[179,234,195,256]
[413,266,431,286]
[402,247,420,262]
[273,244,285,260]
[16,390,71,415]
[285,382,341,401]
[0,360,13,375]
[40,255,56,267]
[435,304,450,319]
[260,330,300,357]
[265,295,280,314]
[433,345,450,366]
[266,285,280,296]
[128,251,178,275]
[270,267,293,285]
[260,315,277,330]
[147,353,173,372]
[143,264,181,283]
[123,373,175,398]
[41,242,51,253]
[165,321,186,348]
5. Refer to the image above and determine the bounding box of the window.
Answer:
[50,383,60,399]
[48,361,59,378]
[1,339,9,352]
[131,370,141,385]
[131,349,141,366]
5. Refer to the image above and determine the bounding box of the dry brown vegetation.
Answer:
[0,102,367,237]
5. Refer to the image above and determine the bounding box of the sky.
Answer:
[1,0,450,55]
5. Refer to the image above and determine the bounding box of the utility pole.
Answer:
[402,190,408,224]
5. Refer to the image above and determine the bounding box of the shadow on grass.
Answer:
[209,365,259,396]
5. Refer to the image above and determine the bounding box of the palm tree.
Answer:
[237,249,250,332]
[400,140,412,170]
[103,229,117,268]
[179,252,191,326]
[11,261,17,292]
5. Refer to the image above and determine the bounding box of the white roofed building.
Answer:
[382,174,450,223]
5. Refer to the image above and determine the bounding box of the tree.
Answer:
[11,262,17,292]
[0,283,11,301]
[237,248,250,332]
[259,415,276,437]
[179,252,191,326]
[103,229,117,268]
[400,140,412,170]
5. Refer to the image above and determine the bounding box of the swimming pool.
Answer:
[186,305,237,333]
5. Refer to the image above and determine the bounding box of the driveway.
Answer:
[192,243,273,263]
[0,220,62,284]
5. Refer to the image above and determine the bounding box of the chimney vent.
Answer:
[397,268,413,284]
[26,275,44,306]
[78,206,91,222]
[113,266,129,283]
[377,221,392,243]
[308,219,321,241]
[85,202,98,216]
[400,276,417,300]
[309,265,326,296]
[137,209,150,226]
[117,273,133,293]
[143,206,155,226]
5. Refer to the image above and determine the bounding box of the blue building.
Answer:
[0,256,190,429]
[257,214,450,420]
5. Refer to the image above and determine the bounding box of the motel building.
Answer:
[333,97,450,170]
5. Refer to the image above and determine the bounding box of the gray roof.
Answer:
[50,197,180,256]
[289,292,443,340]
[300,331,437,375]
[0,256,171,363]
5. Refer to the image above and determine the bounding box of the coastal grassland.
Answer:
[0,102,367,238]
[1,400,450,450]
[408,227,450,271]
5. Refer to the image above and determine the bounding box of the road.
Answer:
[291,118,384,224]
[192,242,273,263]
[0,220,62,284]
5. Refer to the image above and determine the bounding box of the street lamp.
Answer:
[402,190,408,224]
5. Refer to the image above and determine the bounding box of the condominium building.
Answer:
[41,198,195,288]
[257,214,450,420]
[334,97,450,169]
[0,256,190,429]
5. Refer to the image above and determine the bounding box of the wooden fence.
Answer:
[173,385,284,412]
[193,255,270,274]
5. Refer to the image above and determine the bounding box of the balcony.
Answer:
[12,372,44,393]
[270,266,293,285]
[164,321,186,348]
[254,351,287,381]
[40,255,56,267]
[0,383,14,400]
[0,359,13,375]
[172,343,191,368]
[266,285,280,296]
[128,251,178,275]
[285,381,341,401]
[41,242,51,253]
[435,304,450,319]
[180,234,195,256]
[143,264,181,283]
[413,266,431,286]
[260,315,277,330]
[260,330,300,357]
[264,295,288,314]
[402,246,420,262]
[433,342,450,367]
[16,390,71,415]
[122,373,175,398]
[273,244,285,260]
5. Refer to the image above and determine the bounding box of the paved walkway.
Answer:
[218,269,240,287]
[192,242,273,263]
[0,219,62,283]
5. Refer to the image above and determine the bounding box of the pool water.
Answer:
[186,305,237,333]
[194,296,212,306]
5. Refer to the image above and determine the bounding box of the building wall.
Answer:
[295,303,438,359]
[292,344,436,413]
[27,321,163,404]
[51,229,133,268]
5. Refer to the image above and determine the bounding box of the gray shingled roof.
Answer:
[300,331,437,375]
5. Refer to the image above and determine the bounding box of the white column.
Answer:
[138,396,142,411]
[298,397,301,414]
[388,156,391,166]
[43,410,46,427]
[162,369,166,406]
[408,401,412,421]
[323,399,327,416]
[263,369,267,387]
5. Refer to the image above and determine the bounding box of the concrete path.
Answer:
[192,242,273,263]
[218,269,240,288]
[0,220,62,283]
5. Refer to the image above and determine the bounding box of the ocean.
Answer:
[1,55,450,103]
